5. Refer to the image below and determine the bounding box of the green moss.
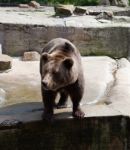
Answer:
[0,0,100,6]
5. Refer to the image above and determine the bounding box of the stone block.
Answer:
[22,51,40,61]
[0,54,12,71]
[99,0,111,5]
[54,4,74,17]
[18,4,29,8]
[88,10,102,15]
[99,0,129,6]
[74,7,86,15]
[1,7,130,58]
[96,11,113,20]
[28,1,40,8]
[111,0,129,7]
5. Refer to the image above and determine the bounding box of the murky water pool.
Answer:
[0,79,41,106]
[0,59,42,107]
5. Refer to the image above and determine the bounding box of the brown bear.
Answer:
[40,38,85,120]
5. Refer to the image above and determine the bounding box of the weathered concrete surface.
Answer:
[0,7,130,57]
[82,57,117,105]
[106,58,130,116]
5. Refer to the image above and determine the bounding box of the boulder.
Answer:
[28,1,40,8]
[96,11,113,20]
[74,7,86,15]
[86,9,113,16]
[22,51,40,61]
[119,0,129,7]
[99,0,129,7]
[0,54,12,71]
[99,0,111,5]
[18,4,29,8]
[88,10,102,15]
[110,0,129,7]
[54,4,74,17]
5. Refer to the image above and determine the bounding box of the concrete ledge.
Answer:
[0,7,130,57]
[0,114,129,150]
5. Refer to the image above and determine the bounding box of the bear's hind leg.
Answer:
[57,90,68,109]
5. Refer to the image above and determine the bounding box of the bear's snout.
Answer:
[42,75,57,91]
[42,80,48,90]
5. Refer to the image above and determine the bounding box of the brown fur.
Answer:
[40,38,85,120]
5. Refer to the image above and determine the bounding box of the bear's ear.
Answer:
[64,42,70,50]
[63,42,73,53]
[63,58,73,69]
[41,52,49,63]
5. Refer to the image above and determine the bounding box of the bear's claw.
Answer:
[73,109,85,119]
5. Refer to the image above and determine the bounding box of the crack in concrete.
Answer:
[86,59,119,106]
[103,59,119,105]
[105,59,125,115]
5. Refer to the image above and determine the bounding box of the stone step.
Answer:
[0,7,130,57]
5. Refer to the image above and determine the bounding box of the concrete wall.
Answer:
[0,23,130,58]
[0,116,129,150]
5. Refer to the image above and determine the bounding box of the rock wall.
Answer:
[0,23,130,58]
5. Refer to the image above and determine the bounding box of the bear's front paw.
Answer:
[72,109,85,119]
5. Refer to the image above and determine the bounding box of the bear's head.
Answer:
[40,51,78,91]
